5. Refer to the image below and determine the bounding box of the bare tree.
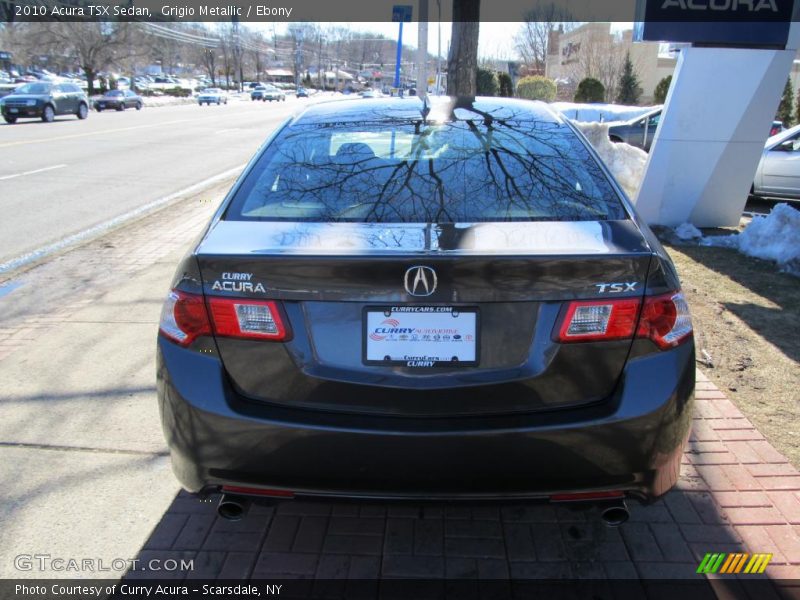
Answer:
[561,26,629,102]
[514,3,575,75]
[31,22,132,94]
[447,0,480,96]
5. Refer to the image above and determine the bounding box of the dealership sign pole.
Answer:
[633,0,800,227]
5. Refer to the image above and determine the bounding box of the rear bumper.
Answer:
[157,338,694,501]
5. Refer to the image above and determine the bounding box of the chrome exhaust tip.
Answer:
[217,494,251,521]
[600,500,629,527]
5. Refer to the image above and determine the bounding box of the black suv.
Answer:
[1,81,89,123]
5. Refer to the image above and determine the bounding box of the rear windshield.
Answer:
[225,118,627,223]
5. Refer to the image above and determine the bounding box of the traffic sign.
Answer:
[392,5,412,22]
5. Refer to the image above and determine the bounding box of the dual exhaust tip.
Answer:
[217,493,630,526]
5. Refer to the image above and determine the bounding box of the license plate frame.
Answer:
[362,306,480,368]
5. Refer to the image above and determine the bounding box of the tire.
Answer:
[95,107,102,112]
[609,136,623,144]
[217,100,221,105]
[42,105,55,123]
[135,102,142,111]
[76,103,88,120]
[3,115,17,124]
[117,103,125,111]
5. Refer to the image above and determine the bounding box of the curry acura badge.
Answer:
[404,266,437,297]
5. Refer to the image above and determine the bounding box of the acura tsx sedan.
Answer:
[157,97,694,517]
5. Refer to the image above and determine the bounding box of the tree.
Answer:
[574,77,605,103]
[514,3,574,75]
[476,68,498,96]
[653,75,672,104]
[516,75,556,102]
[30,22,132,96]
[497,71,513,97]
[795,88,800,128]
[615,51,642,105]
[777,77,794,127]
[446,0,480,96]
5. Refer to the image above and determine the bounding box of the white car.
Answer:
[752,124,800,200]
[197,88,227,106]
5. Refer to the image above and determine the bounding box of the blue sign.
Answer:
[392,5,412,22]
[634,0,794,48]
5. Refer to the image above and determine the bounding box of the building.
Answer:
[546,23,676,104]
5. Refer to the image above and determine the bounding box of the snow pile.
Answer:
[703,203,800,275]
[675,222,703,241]
[551,102,658,123]
[142,96,196,107]
[574,121,648,198]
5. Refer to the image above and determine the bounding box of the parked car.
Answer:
[157,97,695,519]
[361,89,379,99]
[93,89,143,112]
[197,88,227,106]
[262,85,285,102]
[769,120,784,137]
[250,85,267,101]
[752,123,800,200]
[608,108,662,151]
[1,81,88,123]
[296,87,309,98]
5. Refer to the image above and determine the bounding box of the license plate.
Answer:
[363,306,479,367]
[8,108,18,113]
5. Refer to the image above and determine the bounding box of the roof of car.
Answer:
[291,96,564,126]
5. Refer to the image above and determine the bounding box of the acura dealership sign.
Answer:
[635,0,796,47]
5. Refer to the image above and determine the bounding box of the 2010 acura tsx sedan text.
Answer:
[157,97,694,520]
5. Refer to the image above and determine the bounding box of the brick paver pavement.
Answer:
[130,375,800,591]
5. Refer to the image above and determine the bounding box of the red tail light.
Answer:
[159,290,290,346]
[637,292,692,349]
[159,290,211,346]
[207,297,290,341]
[556,298,641,342]
[556,291,692,349]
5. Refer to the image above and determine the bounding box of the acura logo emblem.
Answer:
[404,266,437,296]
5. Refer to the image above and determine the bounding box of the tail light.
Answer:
[637,291,692,349]
[159,290,211,346]
[159,290,289,346]
[207,297,290,340]
[556,298,640,342]
[556,291,692,349]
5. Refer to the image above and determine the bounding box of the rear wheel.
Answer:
[609,135,623,144]
[95,106,103,112]
[42,105,55,123]
[76,103,88,119]
[117,103,125,111]
[135,102,142,110]
[3,115,17,124]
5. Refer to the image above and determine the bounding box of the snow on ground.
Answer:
[551,102,659,123]
[141,96,196,107]
[675,222,703,241]
[574,121,648,199]
[702,203,800,276]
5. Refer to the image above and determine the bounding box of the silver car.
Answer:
[752,124,800,200]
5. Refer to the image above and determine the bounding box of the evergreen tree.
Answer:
[653,75,672,104]
[777,77,794,127]
[574,78,605,103]
[497,72,513,97]
[615,52,642,105]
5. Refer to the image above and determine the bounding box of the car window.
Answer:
[226,119,627,223]
[772,133,800,152]
[647,113,660,127]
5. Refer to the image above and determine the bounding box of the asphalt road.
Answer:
[0,95,304,266]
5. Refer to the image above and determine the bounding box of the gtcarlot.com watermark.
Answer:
[15,553,194,573]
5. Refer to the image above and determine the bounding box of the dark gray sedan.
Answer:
[157,97,694,521]
[607,107,662,151]
[93,89,143,112]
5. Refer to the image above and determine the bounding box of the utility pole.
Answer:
[416,0,428,96]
